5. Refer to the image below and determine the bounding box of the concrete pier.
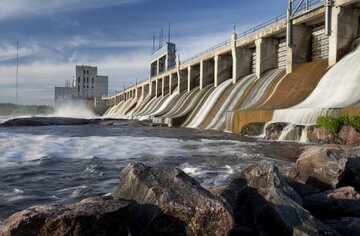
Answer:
[200,59,214,89]
[188,65,200,92]
[215,54,232,87]
[255,38,278,78]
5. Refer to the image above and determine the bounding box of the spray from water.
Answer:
[53,101,97,118]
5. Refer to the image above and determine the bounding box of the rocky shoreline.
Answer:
[1,145,360,235]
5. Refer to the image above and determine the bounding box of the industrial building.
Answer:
[55,65,108,112]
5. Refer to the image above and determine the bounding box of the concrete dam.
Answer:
[101,0,360,139]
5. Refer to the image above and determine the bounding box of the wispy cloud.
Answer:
[0,0,146,20]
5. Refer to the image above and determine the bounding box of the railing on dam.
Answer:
[181,0,324,65]
[110,0,325,98]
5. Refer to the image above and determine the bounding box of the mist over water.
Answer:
[53,101,97,118]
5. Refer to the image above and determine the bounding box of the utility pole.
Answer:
[16,40,19,104]
[168,22,171,43]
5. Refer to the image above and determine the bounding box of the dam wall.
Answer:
[101,0,360,133]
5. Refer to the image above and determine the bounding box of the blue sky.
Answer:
[0,0,286,105]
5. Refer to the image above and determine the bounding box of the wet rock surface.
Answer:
[114,162,234,236]
[0,197,132,236]
[222,161,337,236]
[307,126,341,144]
[265,122,288,140]
[338,125,360,146]
[324,217,360,236]
[0,117,98,127]
[2,155,360,235]
[240,122,266,136]
[303,187,360,219]
[287,146,348,190]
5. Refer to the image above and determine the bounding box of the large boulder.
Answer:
[303,187,360,219]
[221,161,338,236]
[338,126,360,146]
[287,147,347,190]
[240,122,266,136]
[265,122,288,140]
[114,162,233,236]
[324,217,360,236]
[241,161,302,205]
[0,197,132,236]
[307,126,341,144]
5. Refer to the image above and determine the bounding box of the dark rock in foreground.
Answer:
[324,217,360,236]
[222,161,338,236]
[114,162,233,236]
[0,117,97,127]
[303,186,360,219]
[287,147,347,190]
[0,197,132,236]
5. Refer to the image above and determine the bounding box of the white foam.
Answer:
[0,131,255,168]
[187,79,232,128]
[272,45,360,125]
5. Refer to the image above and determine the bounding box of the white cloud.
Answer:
[0,42,44,62]
[0,0,145,21]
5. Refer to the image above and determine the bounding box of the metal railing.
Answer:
[181,0,324,65]
[110,0,325,98]
[181,39,231,64]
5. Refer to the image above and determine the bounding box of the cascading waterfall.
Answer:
[299,125,310,143]
[133,97,159,117]
[241,68,285,110]
[186,79,233,128]
[277,124,304,141]
[206,74,256,130]
[137,94,170,121]
[152,89,194,124]
[273,43,360,125]
[150,87,180,117]
[181,86,216,127]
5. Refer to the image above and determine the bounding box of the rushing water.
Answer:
[0,119,304,220]
[273,44,360,125]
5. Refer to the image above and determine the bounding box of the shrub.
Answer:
[349,116,360,130]
[317,115,360,133]
[316,116,343,133]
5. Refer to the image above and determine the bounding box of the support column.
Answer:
[188,65,200,92]
[156,78,162,98]
[163,76,169,96]
[232,33,252,83]
[169,73,178,94]
[328,6,360,66]
[155,80,159,98]
[150,81,156,97]
[215,54,232,87]
[162,77,165,97]
[178,69,188,93]
[156,59,160,75]
[187,66,192,92]
[255,38,279,78]
[200,59,215,90]
[286,25,312,73]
